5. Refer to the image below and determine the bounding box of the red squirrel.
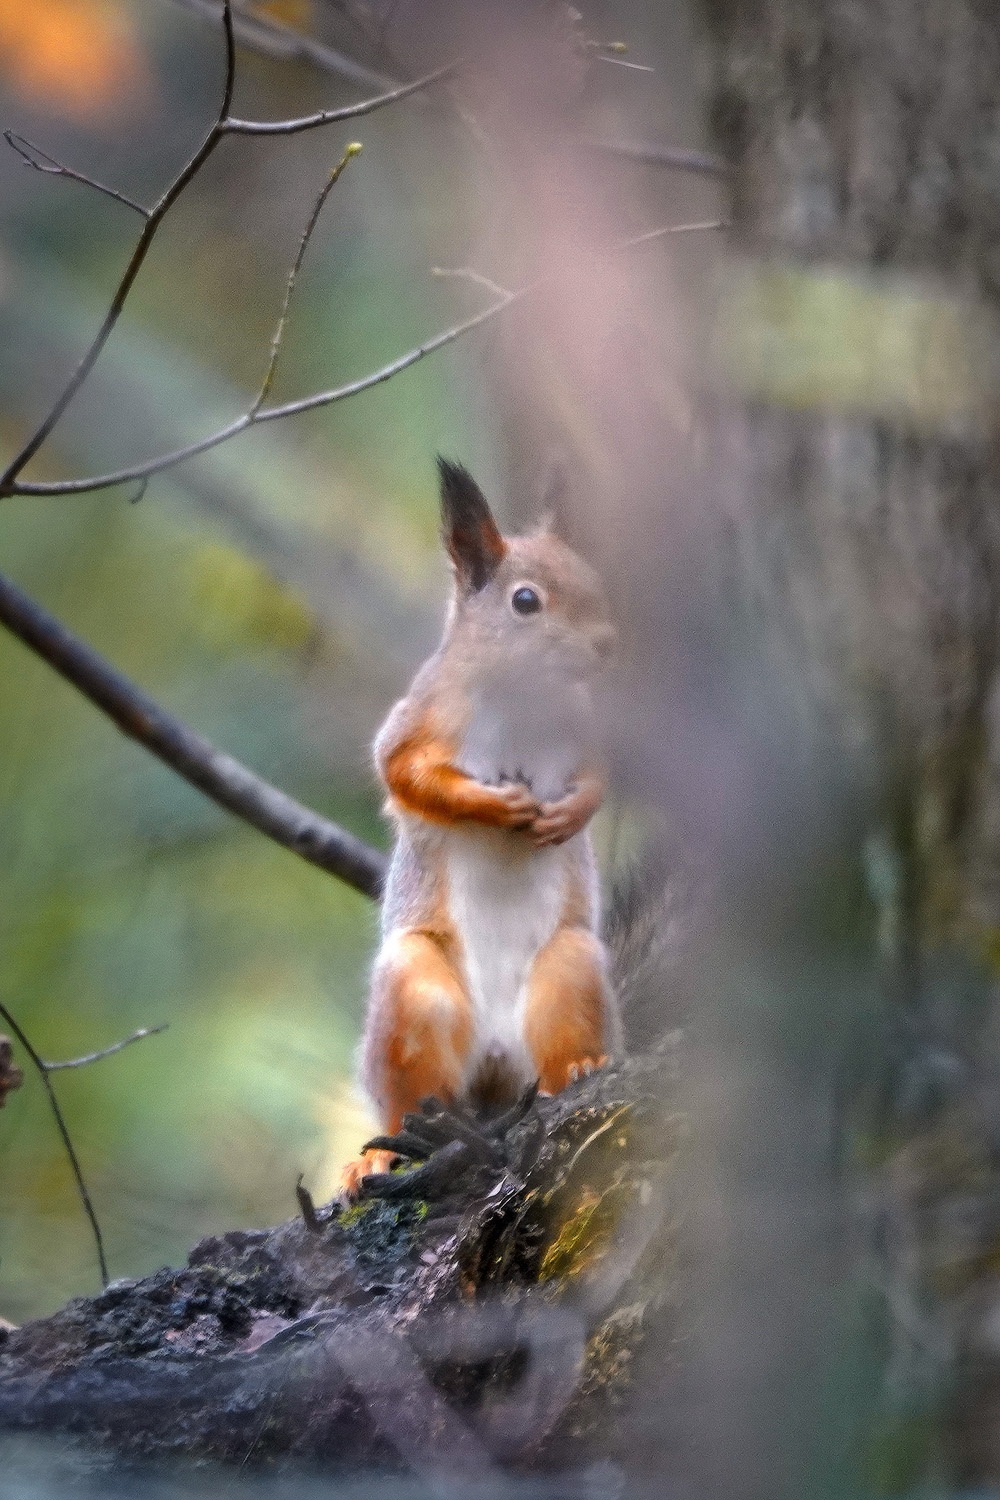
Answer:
[340,459,621,1197]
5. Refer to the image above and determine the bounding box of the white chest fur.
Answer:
[458,668,592,804]
[446,830,567,1083]
[445,666,593,1083]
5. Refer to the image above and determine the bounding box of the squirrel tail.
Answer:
[603,850,697,1053]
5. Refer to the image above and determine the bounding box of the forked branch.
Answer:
[3,218,724,500]
[0,0,237,490]
[0,2,720,900]
[0,0,453,495]
[4,131,148,215]
[0,1002,167,1287]
[5,289,523,497]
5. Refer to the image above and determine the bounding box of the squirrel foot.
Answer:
[567,1056,605,1083]
[338,1148,399,1203]
[538,1054,608,1094]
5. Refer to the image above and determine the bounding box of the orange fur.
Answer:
[524,926,608,1094]
[338,929,473,1196]
[339,1149,399,1198]
[341,461,620,1202]
[382,726,539,830]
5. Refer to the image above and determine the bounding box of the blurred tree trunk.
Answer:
[701,1,1000,1492]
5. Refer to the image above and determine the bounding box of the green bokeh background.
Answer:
[0,1,498,1320]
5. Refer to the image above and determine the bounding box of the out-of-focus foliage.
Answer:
[0,0,494,1321]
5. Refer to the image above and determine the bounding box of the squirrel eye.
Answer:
[511,585,542,616]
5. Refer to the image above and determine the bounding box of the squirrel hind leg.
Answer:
[364,929,474,1110]
[524,926,614,1096]
[338,930,473,1202]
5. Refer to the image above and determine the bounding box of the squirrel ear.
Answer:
[437,457,506,593]
[535,459,574,544]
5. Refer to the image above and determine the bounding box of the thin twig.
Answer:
[431,265,512,300]
[432,219,725,296]
[2,218,726,500]
[0,1001,109,1286]
[223,61,456,136]
[597,55,655,72]
[253,142,363,415]
[0,568,388,899]
[2,289,522,497]
[44,1024,168,1071]
[0,1,449,494]
[166,0,396,90]
[4,132,148,216]
[617,217,729,248]
[582,138,728,177]
[0,0,237,491]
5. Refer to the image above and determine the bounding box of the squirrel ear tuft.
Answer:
[437,457,506,593]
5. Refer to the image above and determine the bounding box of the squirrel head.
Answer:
[437,457,616,682]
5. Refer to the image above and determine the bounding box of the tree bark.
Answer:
[702,1,1000,1490]
[0,1050,682,1482]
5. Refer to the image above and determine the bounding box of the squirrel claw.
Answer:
[337,1148,399,1203]
[528,797,589,847]
[497,782,541,828]
[566,1055,606,1086]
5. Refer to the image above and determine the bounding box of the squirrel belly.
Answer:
[447,828,577,1086]
[376,813,603,1106]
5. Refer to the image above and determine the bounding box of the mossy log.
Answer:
[0,1046,682,1481]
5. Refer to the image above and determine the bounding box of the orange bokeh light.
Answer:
[0,0,147,120]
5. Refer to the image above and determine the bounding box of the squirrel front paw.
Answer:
[528,793,591,847]
[495,782,541,829]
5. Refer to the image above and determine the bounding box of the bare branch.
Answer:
[619,218,729,248]
[166,0,396,90]
[4,131,148,216]
[0,1012,165,1285]
[2,287,522,497]
[431,265,513,300]
[0,1001,109,1287]
[44,1025,168,1072]
[223,60,456,136]
[597,54,654,73]
[0,568,387,899]
[0,0,237,491]
[582,138,728,177]
[0,1,447,496]
[253,141,363,415]
[2,219,726,500]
